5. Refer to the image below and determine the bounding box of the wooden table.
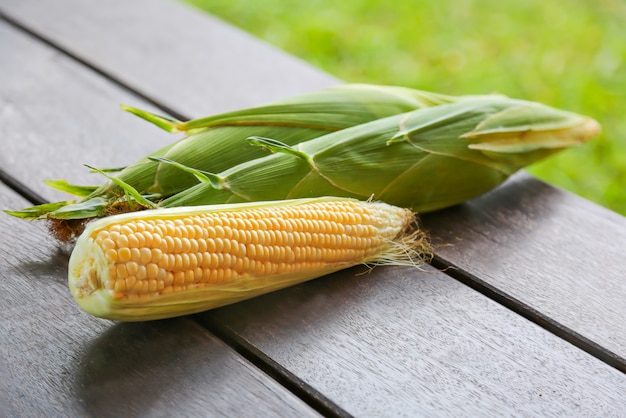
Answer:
[1,1,625,416]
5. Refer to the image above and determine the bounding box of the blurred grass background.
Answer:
[184,0,626,215]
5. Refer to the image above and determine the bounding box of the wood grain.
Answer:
[0,0,336,119]
[422,172,626,359]
[205,265,626,416]
[0,184,318,417]
[0,20,174,202]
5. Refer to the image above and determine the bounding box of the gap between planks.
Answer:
[0,167,47,206]
[430,255,626,374]
[195,314,353,418]
[0,11,187,122]
[1,5,623,383]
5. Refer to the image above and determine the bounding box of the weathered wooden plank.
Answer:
[0,0,336,119]
[0,184,319,417]
[0,20,174,202]
[422,173,626,360]
[204,265,626,416]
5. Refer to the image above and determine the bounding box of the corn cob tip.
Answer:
[579,117,602,142]
[67,198,429,321]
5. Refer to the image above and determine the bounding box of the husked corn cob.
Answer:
[68,197,427,321]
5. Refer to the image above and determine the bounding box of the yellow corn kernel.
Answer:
[68,197,428,321]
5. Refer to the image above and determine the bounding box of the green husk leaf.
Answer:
[463,103,581,136]
[247,136,312,162]
[148,156,226,189]
[43,180,98,198]
[121,105,184,133]
[463,103,600,153]
[47,197,109,220]
[85,165,157,209]
[3,201,70,220]
[88,167,126,173]
[180,84,463,133]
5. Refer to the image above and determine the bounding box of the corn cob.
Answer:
[153,96,600,212]
[8,84,462,223]
[6,85,600,242]
[68,197,427,321]
[109,84,461,197]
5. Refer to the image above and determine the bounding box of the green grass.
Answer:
[185,0,626,215]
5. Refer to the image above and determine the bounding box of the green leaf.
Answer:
[43,180,98,198]
[88,166,126,173]
[247,136,312,162]
[48,197,109,220]
[86,165,158,209]
[120,105,183,133]
[148,156,226,189]
[3,201,70,220]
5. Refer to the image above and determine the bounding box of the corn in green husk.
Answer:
[154,96,600,211]
[6,84,600,241]
[9,84,463,221]
[108,84,464,198]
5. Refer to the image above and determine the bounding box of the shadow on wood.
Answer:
[73,320,227,416]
